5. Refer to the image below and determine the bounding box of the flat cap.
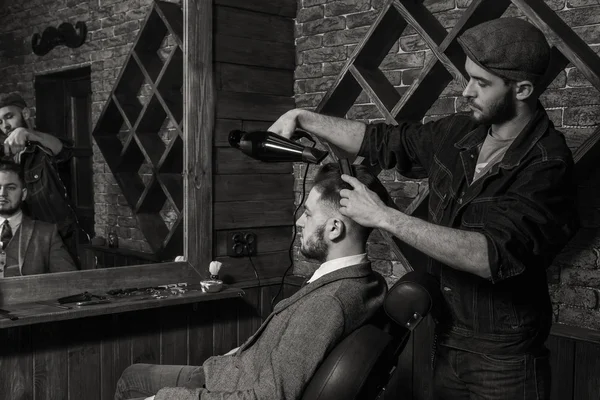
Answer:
[0,92,27,109]
[458,18,550,83]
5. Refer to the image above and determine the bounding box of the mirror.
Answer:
[0,1,187,277]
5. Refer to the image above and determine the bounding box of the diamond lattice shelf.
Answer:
[92,1,184,259]
[316,0,600,271]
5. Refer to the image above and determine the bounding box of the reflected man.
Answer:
[0,160,76,277]
[0,92,81,264]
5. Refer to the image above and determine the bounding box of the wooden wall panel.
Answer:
[0,283,289,400]
[214,0,297,17]
[547,335,575,400]
[215,200,295,229]
[216,91,296,121]
[0,326,33,400]
[215,6,294,43]
[215,226,293,256]
[216,64,294,96]
[574,341,600,400]
[217,251,291,282]
[215,35,295,69]
[215,148,292,175]
[214,174,294,202]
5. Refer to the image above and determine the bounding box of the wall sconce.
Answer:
[32,21,87,56]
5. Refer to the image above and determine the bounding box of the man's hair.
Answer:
[312,163,391,240]
[0,92,27,110]
[0,160,25,185]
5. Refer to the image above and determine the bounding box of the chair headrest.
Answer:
[383,271,441,331]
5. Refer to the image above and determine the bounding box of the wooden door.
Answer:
[34,67,94,249]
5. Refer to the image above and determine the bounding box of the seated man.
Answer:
[115,163,390,400]
[0,92,81,264]
[0,160,76,277]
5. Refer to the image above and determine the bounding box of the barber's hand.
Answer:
[339,175,389,229]
[144,396,155,400]
[4,127,34,155]
[267,109,299,139]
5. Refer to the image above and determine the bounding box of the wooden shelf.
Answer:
[0,287,244,329]
[92,1,184,260]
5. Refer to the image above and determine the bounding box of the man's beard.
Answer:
[468,89,516,125]
[300,224,328,263]
[0,200,22,217]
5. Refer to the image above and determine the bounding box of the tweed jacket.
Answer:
[2,215,77,277]
[155,262,387,400]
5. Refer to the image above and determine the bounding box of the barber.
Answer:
[0,92,81,266]
[269,18,577,399]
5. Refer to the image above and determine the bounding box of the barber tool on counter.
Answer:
[200,261,223,293]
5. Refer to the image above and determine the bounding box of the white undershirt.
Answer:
[307,253,368,284]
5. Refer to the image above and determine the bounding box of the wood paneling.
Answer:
[215,0,296,17]
[217,251,291,283]
[215,6,294,43]
[184,0,214,278]
[215,34,295,69]
[0,282,287,400]
[216,63,294,96]
[215,148,293,175]
[215,226,293,256]
[216,91,296,121]
[215,200,295,229]
[214,174,294,202]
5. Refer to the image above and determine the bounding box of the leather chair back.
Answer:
[301,271,441,400]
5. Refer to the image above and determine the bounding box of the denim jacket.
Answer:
[18,141,78,238]
[359,106,577,354]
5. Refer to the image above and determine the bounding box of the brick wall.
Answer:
[0,0,180,253]
[293,0,600,330]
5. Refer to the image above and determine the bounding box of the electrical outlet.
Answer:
[227,231,258,257]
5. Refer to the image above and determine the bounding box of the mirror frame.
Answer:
[0,0,212,306]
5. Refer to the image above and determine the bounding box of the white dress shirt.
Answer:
[0,210,23,238]
[307,253,368,284]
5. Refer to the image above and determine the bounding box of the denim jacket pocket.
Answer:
[24,163,45,195]
[461,199,490,229]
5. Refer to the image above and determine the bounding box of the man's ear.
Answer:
[515,80,534,101]
[21,187,27,202]
[326,217,345,242]
[21,107,34,129]
[21,107,31,120]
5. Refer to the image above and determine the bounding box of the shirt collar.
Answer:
[307,253,368,283]
[0,210,23,232]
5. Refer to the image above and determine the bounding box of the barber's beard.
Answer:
[300,225,328,263]
[469,89,516,125]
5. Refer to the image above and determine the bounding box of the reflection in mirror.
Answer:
[0,0,184,277]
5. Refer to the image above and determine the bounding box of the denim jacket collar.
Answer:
[454,102,550,169]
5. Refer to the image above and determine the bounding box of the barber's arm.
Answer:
[268,108,366,156]
[339,176,491,278]
[339,157,576,281]
[4,127,64,156]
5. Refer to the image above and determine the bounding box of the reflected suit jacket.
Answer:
[2,215,77,277]
[155,261,387,400]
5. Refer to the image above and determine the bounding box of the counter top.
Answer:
[0,285,245,329]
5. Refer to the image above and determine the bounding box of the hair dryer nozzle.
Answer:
[228,130,244,149]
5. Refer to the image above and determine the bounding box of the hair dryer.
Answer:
[228,130,328,164]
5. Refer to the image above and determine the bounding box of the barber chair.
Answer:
[302,271,442,400]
